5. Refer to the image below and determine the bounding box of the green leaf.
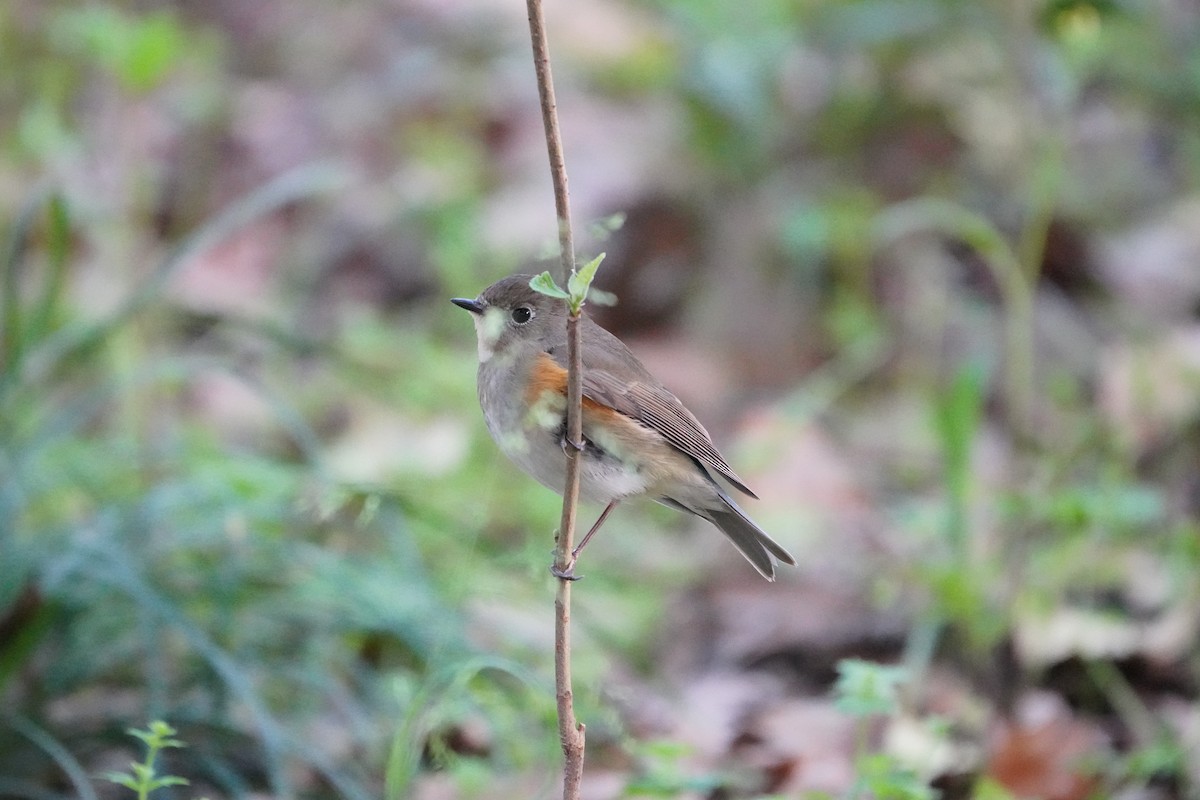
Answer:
[934,362,986,485]
[148,776,190,789]
[30,193,72,342]
[101,772,140,791]
[128,726,155,745]
[567,252,606,302]
[528,272,569,299]
[834,659,908,718]
[857,753,936,800]
[972,777,1018,800]
[121,12,186,92]
[51,8,186,93]
[588,212,626,241]
[587,288,617,307]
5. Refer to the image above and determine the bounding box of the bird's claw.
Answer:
[549,560,582,581]
[560,436,584,454]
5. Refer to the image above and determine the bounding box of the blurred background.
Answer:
[3,0,1200,798]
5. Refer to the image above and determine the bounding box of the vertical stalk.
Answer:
[525,0,586,796]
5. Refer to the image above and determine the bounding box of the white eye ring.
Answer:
[511,306,534,324]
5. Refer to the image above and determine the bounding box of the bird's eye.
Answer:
[511,306,533,324]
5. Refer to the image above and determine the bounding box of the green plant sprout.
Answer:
[834,660,937,800]
[588,212,627,242]
[529,253,614,314]
[834,659,908,719]
[620,739,723,798]
[102,721,190,800]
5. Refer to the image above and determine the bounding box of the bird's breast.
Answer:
[476,351,662,503]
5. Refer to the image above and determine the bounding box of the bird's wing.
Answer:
[580,368,758,499]
[541,318,758,498]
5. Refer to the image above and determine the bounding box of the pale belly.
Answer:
[489,413,651,504]
[478,359,719,509]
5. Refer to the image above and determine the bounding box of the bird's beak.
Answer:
[451,297,484,314]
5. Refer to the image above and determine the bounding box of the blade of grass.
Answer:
[44,533,295,798]
[3,714,99,800]
[0,587,54,697]
[385,655,540,799]
[0,778,77,800]
[15,356,327,475]
[933,361,987,560]
[874,197,1035,435]
[85,531,384,800]
[12,160,348,397]
[29,193,71,345]
[1,186,55,380]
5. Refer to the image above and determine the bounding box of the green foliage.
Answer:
[3,3,220,164]
[834,659,909,719]
[405,122,491,292]
[853,754,937,800]
[969,778,1018,800]
[0,179,499,797]
[647,0,804,176]
[1117,738,1187,785]
[385,657,540,799]
[833,660,939,800]
[102,721,191,800]
[569,253,610,310]
[529,252,612,315]
[51,7,188,92]
[0,167,649,796]
[930,362,986,558]
[529,271,570,301]
[588,212,627,242]
[2,0,1200,796]
[620,740,723,798]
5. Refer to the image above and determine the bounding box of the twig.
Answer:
[525,0,586,796]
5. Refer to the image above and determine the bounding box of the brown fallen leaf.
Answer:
[986,691,1108,800]
[740,696,859,796]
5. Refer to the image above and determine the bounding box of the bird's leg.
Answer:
[548,500,620,581]
[572,500,619,559]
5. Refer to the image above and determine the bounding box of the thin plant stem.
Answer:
[873,198,1036,436]
[524,0,586,796]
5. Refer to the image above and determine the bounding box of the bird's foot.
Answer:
[559,435,584,454]
[549,558,582,581]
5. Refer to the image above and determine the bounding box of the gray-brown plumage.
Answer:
[453,274,795,580]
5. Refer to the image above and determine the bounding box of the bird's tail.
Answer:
[705,494,796,581]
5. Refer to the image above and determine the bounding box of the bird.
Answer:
[452,274,795,580]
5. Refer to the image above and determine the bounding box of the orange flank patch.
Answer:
[524,353,682,483]
[524,352,617,418]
